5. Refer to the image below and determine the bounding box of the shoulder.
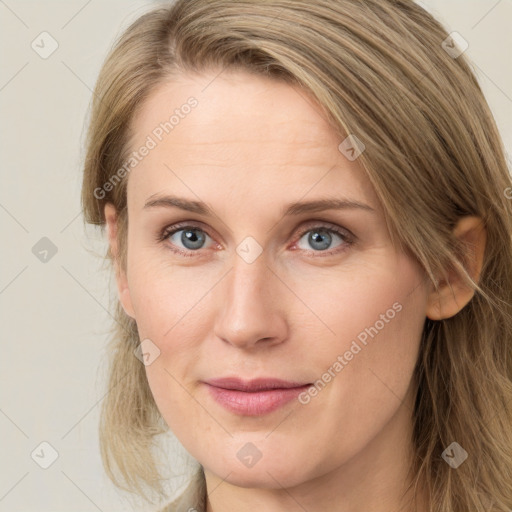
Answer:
[157,467,206,512]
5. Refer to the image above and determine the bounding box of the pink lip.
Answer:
[203,377,311,416]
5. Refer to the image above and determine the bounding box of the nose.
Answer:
[212,251,289,350]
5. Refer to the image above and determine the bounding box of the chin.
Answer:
[205,454,315,490]
[222,469,301,489]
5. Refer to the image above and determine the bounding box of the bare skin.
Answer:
[104,70,486,512]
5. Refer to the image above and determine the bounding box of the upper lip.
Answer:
[204,377,311,392]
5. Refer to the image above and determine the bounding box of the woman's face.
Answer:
[110,70,430,491]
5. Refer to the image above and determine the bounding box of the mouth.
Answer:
[202,377,312,416]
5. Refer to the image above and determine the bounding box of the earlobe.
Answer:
[104,203,136,319]
[426,216,486,320]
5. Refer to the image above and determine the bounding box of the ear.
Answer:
[104,203,136,319]
[426,216,486,320]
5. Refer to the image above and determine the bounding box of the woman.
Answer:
[81,0,512,511]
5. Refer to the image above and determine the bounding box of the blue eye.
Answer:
[158,222,354,257]
[165,226,213,252]
[296,227,348,253]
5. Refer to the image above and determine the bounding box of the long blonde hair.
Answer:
[81,1,512,510]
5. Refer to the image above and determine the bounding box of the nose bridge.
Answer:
[230,248,272,303]
[212,245,287,348]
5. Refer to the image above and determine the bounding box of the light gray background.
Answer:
[1,1,511,511]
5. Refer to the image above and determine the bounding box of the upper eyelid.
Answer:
[295,221,352,237]
[163,220,353,245]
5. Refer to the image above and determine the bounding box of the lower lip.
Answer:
[205,383,311,416]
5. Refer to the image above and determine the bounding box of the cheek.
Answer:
[125,255,217,399]
[296,255,427,440]
[126,261,209,430]
[291,255,426,359]
[125,250,212,338]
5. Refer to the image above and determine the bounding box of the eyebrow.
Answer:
[143,194,375,216]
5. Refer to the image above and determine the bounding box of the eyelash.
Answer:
[156,221,355,258]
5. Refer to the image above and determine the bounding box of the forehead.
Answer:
[125,70,379,213]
